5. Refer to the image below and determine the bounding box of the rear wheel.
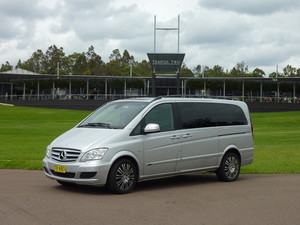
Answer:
[106,158,138,194]
[216,152,241,182]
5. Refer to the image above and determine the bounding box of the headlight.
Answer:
[80,148,108,162]
[46,146,51,158]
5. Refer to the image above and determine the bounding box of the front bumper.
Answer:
[42,157,111,186]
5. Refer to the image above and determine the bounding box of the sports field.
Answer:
[0,105,299,173]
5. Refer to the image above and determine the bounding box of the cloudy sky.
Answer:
[1,0,300,75]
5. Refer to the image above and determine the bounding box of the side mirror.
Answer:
[144,123,160,133]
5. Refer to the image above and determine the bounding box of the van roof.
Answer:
[114,96,244,105]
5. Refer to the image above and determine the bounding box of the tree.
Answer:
[198,65,225,77]
[269,71,283,79]
[21,49,46,73]
[180,64,194,77]
[202,66,210,77]
[252,68,265,77]
[0,61,13,72]
[107,49,137,76]
[230,61,249,77]
[72,53,88,75]
[193,65,201,78]
[136,60,151,76]
[44,45,68,75]
[15,59,22,69]
[106,60,121,76]
[109,49,121,63]
[86,45,104,75]
[121,50,135,65]
[283,65,296,77]
[207,65,225,77]
[297,68,300,77]
[106,49,123,76]
[6,44,300,79]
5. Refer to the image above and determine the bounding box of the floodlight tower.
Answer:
[149,15,185,96]
[154,15,180,53]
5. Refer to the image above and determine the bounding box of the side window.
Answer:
[144,104,174,132]
[130,103,175,135]
[179,103,216,129]
[178,102,247,129]
[214,104,248,126]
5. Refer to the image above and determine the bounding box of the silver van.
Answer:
[43,97,254,194]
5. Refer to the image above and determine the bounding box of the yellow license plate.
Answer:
[54,165,67,173]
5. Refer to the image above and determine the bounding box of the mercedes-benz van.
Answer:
[43,97,254,194]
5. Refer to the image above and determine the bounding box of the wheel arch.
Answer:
[109,151,140,179]
[218,145,241,166]
[224,147,241,160]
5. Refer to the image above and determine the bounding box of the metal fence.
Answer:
[1,93,299,104]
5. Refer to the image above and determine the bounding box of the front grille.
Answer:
[51,148,81,162]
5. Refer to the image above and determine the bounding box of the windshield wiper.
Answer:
[78,122,112,129]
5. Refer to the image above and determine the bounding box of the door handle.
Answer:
[182,133,192,138]
[170,135,181,140]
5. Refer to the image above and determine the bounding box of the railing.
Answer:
[0,93,148,101]
[1,94,299,103]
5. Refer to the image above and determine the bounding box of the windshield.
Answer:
[78,101,149,129]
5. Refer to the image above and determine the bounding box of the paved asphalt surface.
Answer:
[0,170,299,225]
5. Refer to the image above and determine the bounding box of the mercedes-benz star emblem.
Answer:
[59,150,67,160]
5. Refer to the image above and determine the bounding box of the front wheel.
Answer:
[106,159,138,194]
[216,152,241,182]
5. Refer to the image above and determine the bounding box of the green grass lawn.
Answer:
[0,105,90,169]
[241,110,300,173]
[0,105,299,173]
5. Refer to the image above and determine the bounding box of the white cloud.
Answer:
[1,0,300,75]
[199,0,300,15]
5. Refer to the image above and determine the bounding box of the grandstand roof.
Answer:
[0,68,40,75]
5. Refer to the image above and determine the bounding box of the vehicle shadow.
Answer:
[135,173,219,193]
[52,173,222,195]
[53,183,107,195]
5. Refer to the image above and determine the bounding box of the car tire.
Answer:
[106,158,138,194]
[216,152,241,182]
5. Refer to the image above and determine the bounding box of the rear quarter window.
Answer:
[178,102,248,129]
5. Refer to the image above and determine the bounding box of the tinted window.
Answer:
[214,104,248,126]
[178,103,247,129]
[131,103,174,135]
[144,104,174,132]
